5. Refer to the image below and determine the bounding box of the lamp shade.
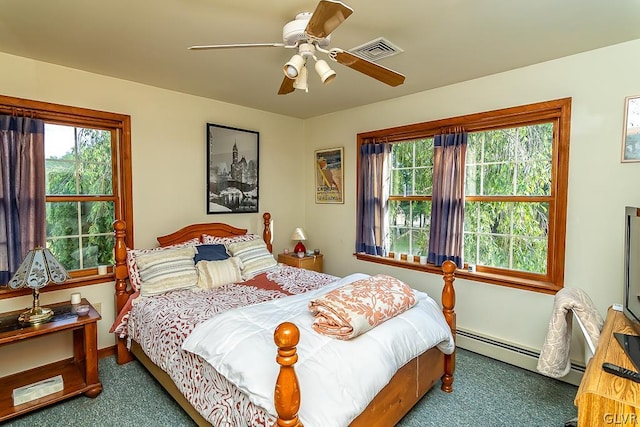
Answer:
[293,64,308,92]
[290,228,307,241]
[8,247,70,290]
[315,59,336,84]
[283,54,305,79]
[8,247,70,325]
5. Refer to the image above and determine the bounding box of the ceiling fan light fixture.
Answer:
[315,59,336,84]
[284,54,305,79]
[190,1,406,96]
[293,65,309,92]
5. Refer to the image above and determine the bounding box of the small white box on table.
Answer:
[12,375,64,406]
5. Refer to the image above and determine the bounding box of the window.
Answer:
[0,95,133,297]
[464,125,552,275]
[356,98,571,293]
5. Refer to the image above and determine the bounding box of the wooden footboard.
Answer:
[273,260,457,427]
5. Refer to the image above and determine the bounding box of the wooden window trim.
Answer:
[0,94,133,299]
[355,98,571,293]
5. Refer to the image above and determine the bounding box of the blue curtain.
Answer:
[0,114,46,284]
[427,131,467,267]
[355,141,391,255]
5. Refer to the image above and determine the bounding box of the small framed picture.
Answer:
[622,95,640,162]
[315,147,344,204]
[206,123,259,213]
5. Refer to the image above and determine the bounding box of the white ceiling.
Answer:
[1,0,640,119]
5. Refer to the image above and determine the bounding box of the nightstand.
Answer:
[0,298,102,422]
[278,253,324,273]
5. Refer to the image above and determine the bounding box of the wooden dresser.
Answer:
[575,307,640,426]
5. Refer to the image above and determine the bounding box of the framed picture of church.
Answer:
[315,147,344,204]
[206,123,259,214]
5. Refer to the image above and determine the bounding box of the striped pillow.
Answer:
[135,246,198,296]
[226,239,277,280]
[125,238,200,292]
[196,257,244,290]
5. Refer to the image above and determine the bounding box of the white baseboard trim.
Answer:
[456,328,584,387]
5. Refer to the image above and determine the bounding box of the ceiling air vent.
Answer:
[348,37,403,62]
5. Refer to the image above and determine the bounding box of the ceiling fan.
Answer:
[188,0,406,95]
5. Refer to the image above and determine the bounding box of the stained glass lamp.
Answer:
[8,247,70,325]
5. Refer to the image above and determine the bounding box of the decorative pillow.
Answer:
[126,238,200,292]
[308,274,417,340]
[135,246,198,296]
[194,244,229,263]
[196,257,244,290]
[226,239,277,280]
[201,233,259,245]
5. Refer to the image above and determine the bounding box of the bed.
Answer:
[112,212,457,426]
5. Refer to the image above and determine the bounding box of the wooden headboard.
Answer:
[157,223,246,246]
[157,212,272,250]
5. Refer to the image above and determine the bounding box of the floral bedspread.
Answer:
[126,265,338,426]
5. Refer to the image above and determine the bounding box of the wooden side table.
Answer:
[0,298,102,422]
[278,253,324,273]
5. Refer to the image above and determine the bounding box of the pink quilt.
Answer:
[308,274,417,339]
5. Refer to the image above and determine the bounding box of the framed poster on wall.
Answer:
[206,123,259,213]
[315,147,344,204]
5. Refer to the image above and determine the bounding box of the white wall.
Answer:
[0,52,305,376]
[303,39,640,366]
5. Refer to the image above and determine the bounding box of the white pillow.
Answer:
[196,257,244,290]
[135,246,198,296]
[226,239,277,279]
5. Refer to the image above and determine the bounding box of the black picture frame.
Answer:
[206,123,259,214]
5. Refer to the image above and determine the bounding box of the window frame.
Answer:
[0,94,133,299]
[355,98,571,294]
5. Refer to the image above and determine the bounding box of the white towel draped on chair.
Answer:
[537,287,604,378]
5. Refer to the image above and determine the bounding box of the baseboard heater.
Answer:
[456,328,586,375]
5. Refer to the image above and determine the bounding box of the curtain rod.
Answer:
[0,106,40,118]
[0,104,126,129]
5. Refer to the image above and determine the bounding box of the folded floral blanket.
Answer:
[308,274,417,339]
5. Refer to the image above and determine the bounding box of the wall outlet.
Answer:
[94,302,102,315]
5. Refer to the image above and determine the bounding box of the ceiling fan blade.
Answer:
[305,0,354,39]
[333,50,405,87]
[278,76,295,95]
[189,43,285,50]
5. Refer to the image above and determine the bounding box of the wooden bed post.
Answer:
[441,260,457,392]
[273,322,303,427]
[263,212,273,253]
[114,219,133,364]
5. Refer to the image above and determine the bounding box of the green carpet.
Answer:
[5,348,577,426]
